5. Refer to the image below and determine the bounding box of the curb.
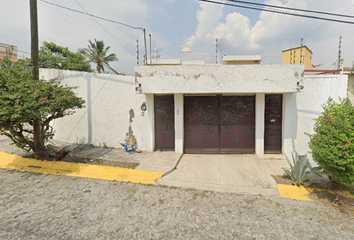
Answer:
[277,184,354,201]
[0,151,164,185]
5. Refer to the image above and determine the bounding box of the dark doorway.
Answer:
[155,95,175,151]
[184,95,255,154]
[264,94,283,153]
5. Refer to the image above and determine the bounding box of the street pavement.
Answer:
[1,168,353,239]
[1,136,353,239]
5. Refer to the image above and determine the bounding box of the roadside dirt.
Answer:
[272,174,354,216]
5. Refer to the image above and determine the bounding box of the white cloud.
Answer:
[0,0,149,75]
[185,0,354,66]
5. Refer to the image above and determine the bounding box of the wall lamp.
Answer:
[297,82,304,91]
[136,83,142,92]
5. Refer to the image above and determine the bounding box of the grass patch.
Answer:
[244,197,259,205]
[275,202,283,208]
[127,188,137,196]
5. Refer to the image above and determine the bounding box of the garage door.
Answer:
[184,95,255,154]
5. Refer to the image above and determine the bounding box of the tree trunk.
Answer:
[33,118,47,159]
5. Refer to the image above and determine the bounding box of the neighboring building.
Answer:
[222,55,261,65]
[0,56,19,62]
[282,46,313,70]
[0,43,17,59]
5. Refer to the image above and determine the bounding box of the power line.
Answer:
[73,0,135,58]
[39,1,108,34]
[285,4,354,49]
[39,0,143,30]
[226,0,354,19]
[200,0,354,25]
[17,49,31,55]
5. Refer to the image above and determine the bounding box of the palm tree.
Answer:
[79,39,119,74]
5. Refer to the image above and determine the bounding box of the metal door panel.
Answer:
[220,125,255,153]
[184,95,255,154]
[220,96,255,153]
[184,125,219,154]
[264,94,282,153]
[184,96,219,153]
[155,95,174,150]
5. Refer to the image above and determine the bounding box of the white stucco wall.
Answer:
[347,75,354,105]
[39,69,153,151]
[255,93,265,159]
[283,74,348,166]
[39,68,348,160]
[135,65,304,94]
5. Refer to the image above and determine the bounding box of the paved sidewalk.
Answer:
[158,154,288,196]
[0,151,165,185]
[0,135,294,197]
[0,136,177,185]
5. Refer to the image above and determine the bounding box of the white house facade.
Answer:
[41,56,348,165]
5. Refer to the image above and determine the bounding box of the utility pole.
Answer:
[154,48,161,60]
[143,29,147,66]
[300,38,303,64]
[66,47,69,70]
[149,34,152,65]
[136,40,139,65]
[47,49,50,68]
[30,0,39,80]
[338,36,342,70]
[30,0,43,158]
[215,39,218,64]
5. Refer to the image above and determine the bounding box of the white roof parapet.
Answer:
[222,55,262,62]
[135,64,304,94]
[147,59,181,65]
[182,60,205,65]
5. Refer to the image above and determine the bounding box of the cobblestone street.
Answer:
[1,169,353,239]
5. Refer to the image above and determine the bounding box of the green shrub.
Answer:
[307,97,354,186]
[282,152,327,186]
[0,55,85,158]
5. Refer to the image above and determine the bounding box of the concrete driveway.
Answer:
[157,154,288,196]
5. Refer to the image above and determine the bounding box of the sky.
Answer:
[1,0,354,75]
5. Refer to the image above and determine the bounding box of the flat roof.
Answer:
[147,59,181,65]
[282,45,313,54]
[182,60,205,65]
[222,55,262,61]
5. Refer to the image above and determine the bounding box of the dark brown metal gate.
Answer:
[264,94,282,153]
[155,95,175,151]
[184,95,255,154]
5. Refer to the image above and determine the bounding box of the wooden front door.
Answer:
[264,94,282,153]
[155,95,175,151]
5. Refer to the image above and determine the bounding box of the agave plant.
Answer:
[282,152,328,186]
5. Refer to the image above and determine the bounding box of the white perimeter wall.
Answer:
[39,69,153,151]
[347,75,354,105]
[283,74,348,166]
[39,69,348,160]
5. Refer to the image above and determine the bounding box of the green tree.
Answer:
[307,98,354,186]
[40,41,92,72]
[0,55,85,159]
[78,39,119,74]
